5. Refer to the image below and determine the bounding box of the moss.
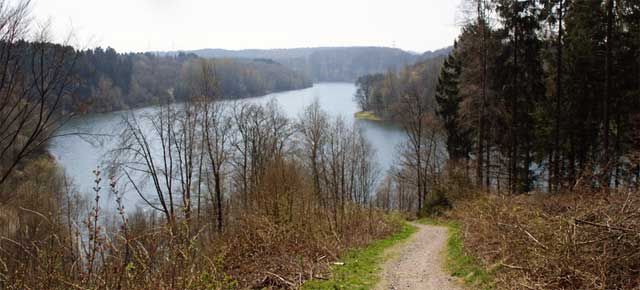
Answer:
[416,218,494,289]
[302,222,416,290]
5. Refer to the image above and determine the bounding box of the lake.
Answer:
[49,83,407,210]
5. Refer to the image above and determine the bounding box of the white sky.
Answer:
[27,0,463,53]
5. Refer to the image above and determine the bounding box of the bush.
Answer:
[423,186,452,216]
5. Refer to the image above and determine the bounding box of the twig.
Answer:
[19,207,51,224]
[501,263,527,270]
[575,218,635,233]
[265,271,295,287]
[518,227,548,250]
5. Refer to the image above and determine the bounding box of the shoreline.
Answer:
[354,111,383,121]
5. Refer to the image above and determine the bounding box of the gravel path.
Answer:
[375,223,464,290]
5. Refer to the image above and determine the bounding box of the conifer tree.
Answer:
[436,42,472,163]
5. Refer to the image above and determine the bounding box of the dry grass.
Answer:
[0,158,399,290]
[222,208,399,288]
[451,190,640,290]
[1,207,398,290]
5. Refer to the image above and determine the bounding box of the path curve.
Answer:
[376,223,464,290]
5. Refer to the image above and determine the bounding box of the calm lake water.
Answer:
[49,83,406,210]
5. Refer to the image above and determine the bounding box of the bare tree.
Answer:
[113,106,181,227]
[112,58,230,230]
[231,100,293,211]
[351,130,379,205]
[395,81,430,215]
[172,101,201,223]
[321,116,352,230]
[0,0,77,200]
[395,77,445,215]
[297,100,329,209]
[201,100,232,233]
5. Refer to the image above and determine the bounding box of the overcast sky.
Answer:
[28,0,463,53]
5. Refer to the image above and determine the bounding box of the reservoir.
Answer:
[49,83,407,210]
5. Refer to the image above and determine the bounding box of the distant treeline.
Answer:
[354,56,446,119]
[166,46,453,82]
[69,47,312,113]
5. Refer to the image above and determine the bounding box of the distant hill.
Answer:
[421,46,454,59]
[159,46,453,82]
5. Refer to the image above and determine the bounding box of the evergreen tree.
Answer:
[493,0,546,193]
[563,0,606,183]
[436,42,472,163]
[540,0,569,192]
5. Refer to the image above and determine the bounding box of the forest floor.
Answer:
[375,223,464,290]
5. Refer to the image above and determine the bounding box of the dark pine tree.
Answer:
[436,42,473,164]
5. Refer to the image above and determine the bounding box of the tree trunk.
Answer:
[603,0,613,188]
[552,0,564,192]
[214,171,223,233]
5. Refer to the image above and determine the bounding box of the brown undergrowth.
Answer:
[225,210,398,288]
[451,190,640,290]
[1,203,398,290]
[0,158,399,289]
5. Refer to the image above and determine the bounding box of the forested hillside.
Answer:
[354,55,446,120]
[71,48,311,113]
[165,46,452,82]
[433,0,640,193]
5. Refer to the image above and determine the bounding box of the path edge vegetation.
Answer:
[417,218,495,290]
[302,217,416,290]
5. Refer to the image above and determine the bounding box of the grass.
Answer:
[354,111,382,121]
[302,222,417,290]
[416,218,494,289]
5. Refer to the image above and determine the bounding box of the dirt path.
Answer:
[375,223,464,290]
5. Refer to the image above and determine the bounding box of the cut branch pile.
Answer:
[453,191,640,289]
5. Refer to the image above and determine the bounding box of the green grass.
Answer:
[416,218,494,289]
[302,223,417,290]
[354,111,382,121]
